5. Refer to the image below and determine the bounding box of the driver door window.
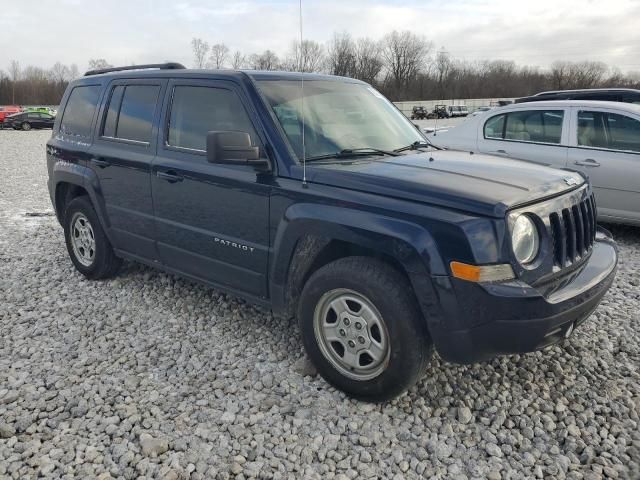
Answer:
[167,85,259,152]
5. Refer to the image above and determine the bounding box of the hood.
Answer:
[304,150,585,217]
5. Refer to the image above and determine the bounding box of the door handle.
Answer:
[156,170,184,183]
[495,149,508,155]
[574,159,600,167]
[90,158,110,168]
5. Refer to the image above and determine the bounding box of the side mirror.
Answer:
[206,131,269,168]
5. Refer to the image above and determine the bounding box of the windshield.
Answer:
[257,79,424,160]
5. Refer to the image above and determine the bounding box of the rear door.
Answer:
[568,106,640,223]
[88,78,166,259]
[151,78,271,298]
[477,107,569,167]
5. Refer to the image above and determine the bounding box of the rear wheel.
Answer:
[298,257,433,402]
[63,196,122,279]
[21,122,31,131]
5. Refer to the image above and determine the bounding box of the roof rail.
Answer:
[84,62,186,77]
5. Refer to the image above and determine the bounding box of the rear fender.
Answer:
[52,161,113,243]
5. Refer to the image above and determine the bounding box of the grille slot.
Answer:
[551,194,597,267]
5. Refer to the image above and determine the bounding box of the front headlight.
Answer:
[511,215,539,265]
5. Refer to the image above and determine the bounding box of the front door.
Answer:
[88,78,166,259]
[568,107,640,223]
[151,79,271,298]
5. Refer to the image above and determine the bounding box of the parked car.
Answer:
[429,104,449,119]
[516,88,640,104]
[0,105,22,123]
[4,111,56,130]
[23,106,58,116]
[431,100,640,225]
[447,105,469,117]
[470,106,494,117]
[410,106,428,120]
[47,63,617,401]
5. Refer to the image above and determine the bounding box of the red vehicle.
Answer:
[0,106,22,123]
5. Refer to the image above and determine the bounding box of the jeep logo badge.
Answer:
[564,177,579,186]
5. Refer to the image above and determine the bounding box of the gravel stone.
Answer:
[457,406,473,424]
[0,130,639,479]
[0,424,16,439]
[139,433,169,457]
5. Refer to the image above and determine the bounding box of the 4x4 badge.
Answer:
[564,177,579,186]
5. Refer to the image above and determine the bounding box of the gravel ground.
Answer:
[0,129,639,480]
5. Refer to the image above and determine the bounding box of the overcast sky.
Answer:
[2,0,639,73]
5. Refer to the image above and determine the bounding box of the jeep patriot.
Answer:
[47,63,618,401]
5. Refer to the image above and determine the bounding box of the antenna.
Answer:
[299,0,308,188]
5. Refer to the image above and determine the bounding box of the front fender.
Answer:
[269,202,446,319]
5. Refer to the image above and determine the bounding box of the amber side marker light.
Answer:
[450,261,515,283]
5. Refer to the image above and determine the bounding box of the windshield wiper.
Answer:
[306,147,400,162]
[394,140,443,152]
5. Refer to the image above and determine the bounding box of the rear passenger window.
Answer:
[578,111,640,152]
[167,86,258,151]
[60,85,101,138]
[101,84,160,143]
[607,113,640,152]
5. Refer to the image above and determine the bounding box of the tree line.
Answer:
[191,32,640,101]
[1,30,639,105]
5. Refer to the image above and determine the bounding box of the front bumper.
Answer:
[430,228,618,364]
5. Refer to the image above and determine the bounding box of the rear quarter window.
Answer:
[60,85,102,138]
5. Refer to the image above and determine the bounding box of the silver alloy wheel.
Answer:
[70,212,96,267]
[22,122,31,131]
[313,288,390,381]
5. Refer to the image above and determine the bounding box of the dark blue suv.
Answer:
[47,63,618,401]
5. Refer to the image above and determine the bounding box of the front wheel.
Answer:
[298,257,433,402]
[21,122,31,131]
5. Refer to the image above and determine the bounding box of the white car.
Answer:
[470,106,494,117]
[446,105,469,117]
[431,100,640,225]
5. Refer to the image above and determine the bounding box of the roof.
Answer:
[78,66,363,84]
[534,88,640,96]
[498,99,640,113]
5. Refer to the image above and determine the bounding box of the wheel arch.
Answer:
[51,163,113,243]
[270,203,446,323]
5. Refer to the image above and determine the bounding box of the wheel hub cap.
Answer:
[313,289,390,381]
[70,213,96,267]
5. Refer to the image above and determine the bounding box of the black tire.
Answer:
[21,122,31,131]
[63,196,122,279]
[298,257,433,402]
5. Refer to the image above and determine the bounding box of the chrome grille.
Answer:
[549,194,597,267]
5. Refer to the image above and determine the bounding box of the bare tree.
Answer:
[49,62,70,83]
[248,50,280,71]
[68,64,80,80]
[9,60,20,104]
[285,40,325,72]
[551,60,607,89]
[191,38,210,68]
[88,59,112,70]
[326,32,355,77]
[353,38,383,84]
[209,43,230,69]
[433,48,452,98]
[381,31,432,98]
[230,51,246,69]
